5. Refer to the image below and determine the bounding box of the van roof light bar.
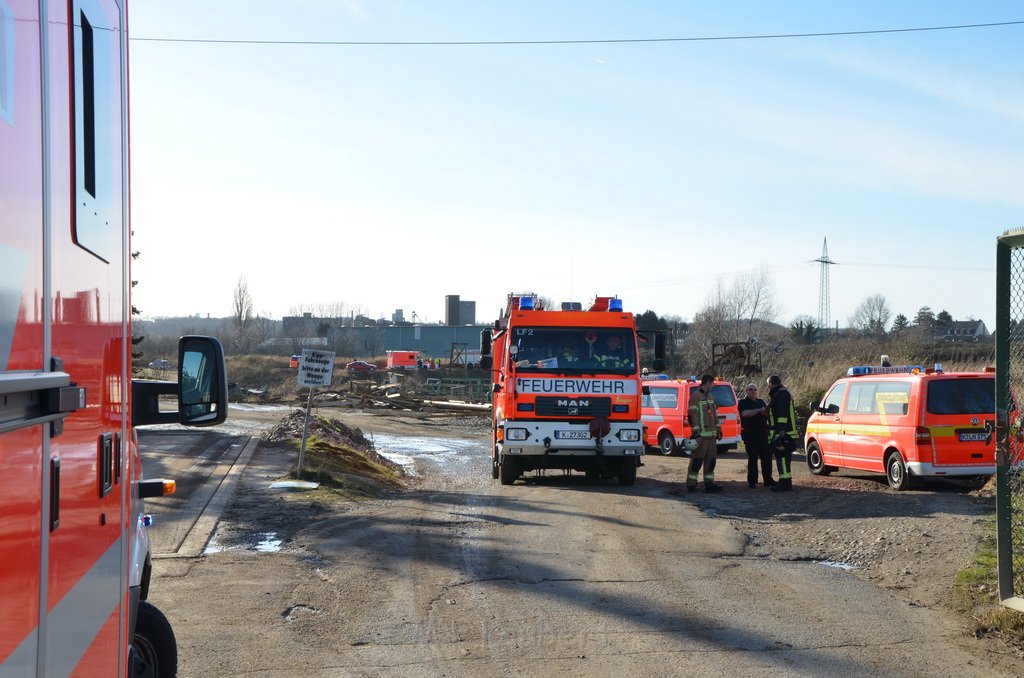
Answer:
[847,365,924,376]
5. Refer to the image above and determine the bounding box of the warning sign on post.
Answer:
[297,349,336,387]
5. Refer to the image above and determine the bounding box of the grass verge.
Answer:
[954,511,1024,650]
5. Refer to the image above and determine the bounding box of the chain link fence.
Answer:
[996,230,1024,610]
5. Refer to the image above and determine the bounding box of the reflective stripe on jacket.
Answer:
[768,385,799,438]
[688,390,720,438]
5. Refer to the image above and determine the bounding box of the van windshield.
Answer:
[927,378,995,415]
[689,384,737,407]
[510,327,636,374]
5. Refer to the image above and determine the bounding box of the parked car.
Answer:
[346,360,377,373]
[148,358,171,370]
[289,354,300,368]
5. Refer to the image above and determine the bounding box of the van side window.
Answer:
[848,383,878,414]
[649,387,678,410]
[876,382,911,415]
[848,382,911,414]
[823,383,847,413]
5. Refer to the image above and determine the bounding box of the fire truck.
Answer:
[480,294,664,485]
[1,2,228,675]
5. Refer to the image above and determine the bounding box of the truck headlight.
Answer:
[505,428,528,441]
[617,429,640,442]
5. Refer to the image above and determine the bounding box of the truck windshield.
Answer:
[510,327,636,373]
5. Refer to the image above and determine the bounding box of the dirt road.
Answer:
[150,407,1021,677]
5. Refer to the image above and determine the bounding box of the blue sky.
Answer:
[127,2,1021,329]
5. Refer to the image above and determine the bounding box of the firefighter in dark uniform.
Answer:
[766,374,798,492]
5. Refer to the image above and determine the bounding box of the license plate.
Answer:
[958,432,988,442]
[555,430,591,440]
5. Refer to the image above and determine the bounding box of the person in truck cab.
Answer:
[594,333,632,369]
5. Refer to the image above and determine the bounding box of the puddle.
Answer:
[370,434,485,476]
[229,403,293,413]
[205,531,283,554]
[818,560,858,571]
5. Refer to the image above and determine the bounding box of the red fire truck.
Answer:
[481,294,664,485]
[1,2,228,675]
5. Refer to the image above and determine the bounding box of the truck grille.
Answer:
[535,396,611,417]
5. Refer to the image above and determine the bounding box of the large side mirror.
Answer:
[178,336,228,426]
[479,329,492,356]
[652,332,666,372]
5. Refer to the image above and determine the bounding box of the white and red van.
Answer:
[641,376,741,455]
[804,364,995,490]
[1,2,227,675]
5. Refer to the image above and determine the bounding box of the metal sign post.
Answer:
[296,349,336,479]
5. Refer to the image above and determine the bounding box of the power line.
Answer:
[129,19,1024,46]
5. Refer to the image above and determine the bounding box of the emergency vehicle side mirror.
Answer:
[479,329,492,356]
[652,333,666,372]
[178,335,228,426]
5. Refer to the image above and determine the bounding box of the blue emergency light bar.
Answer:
[847,365,923,376]
[641,373,671,381]
[519,296,535,310]
[609,298,623,312]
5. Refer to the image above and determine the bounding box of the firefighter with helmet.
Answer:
[766,374,798,492]
[686,374,724,492]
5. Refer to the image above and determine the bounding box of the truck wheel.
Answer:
[491,454,500,479]
[618,460,637,486]
[806,442,833,476]
[885,451,913,491]
[499,457,518,486]
[131,601,177,678]
[658,431,677,456]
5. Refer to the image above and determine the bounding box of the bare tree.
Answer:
[849,293,891,336]
[685,270,779,372]
[727,268,779,340]
[232,276,255,353]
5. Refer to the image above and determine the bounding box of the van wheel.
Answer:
[499,457,518,486]
[131,601,177,678]
[886,451,913,491]
[491,457,499,479]
[618,460,637,486]
[806,442,833,476]
[658,431,677,456]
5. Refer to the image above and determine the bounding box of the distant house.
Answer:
[940,320,989,342]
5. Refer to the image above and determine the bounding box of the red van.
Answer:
[804,364,995,489]
[641,377,741,455]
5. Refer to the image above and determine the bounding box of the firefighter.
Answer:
[766,374,798,492]
[594,333,631,369]
[686,374,724,492]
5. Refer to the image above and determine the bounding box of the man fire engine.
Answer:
[480,294,664,486]
[1,2,228,675]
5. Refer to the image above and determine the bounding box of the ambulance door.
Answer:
[813,382,847,466]
[0,2,47,671]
